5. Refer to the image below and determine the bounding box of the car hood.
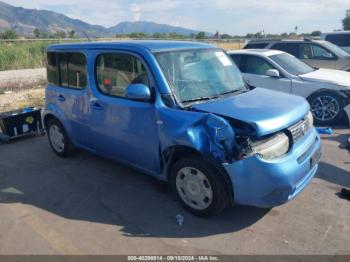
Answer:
[300,68,350,88]
[192,88,309,136]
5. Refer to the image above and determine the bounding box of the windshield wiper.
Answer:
[219,89,247,96]
[181,95,219,103]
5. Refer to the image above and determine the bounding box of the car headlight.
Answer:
[252,132,290,160]
[306,111,314,128]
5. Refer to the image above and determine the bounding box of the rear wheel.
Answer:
[308,91,345,126]
[171,157,230,217]
[47,119,73,157]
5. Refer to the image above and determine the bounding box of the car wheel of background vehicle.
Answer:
[47,119,73,157]
[308,91,345,126]
[171,156,230,217]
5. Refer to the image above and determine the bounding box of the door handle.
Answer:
[58,95,66,102]
[91,102,104,111]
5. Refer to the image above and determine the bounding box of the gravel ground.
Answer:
[0,68,46,91]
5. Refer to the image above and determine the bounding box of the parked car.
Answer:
[244,39,350,71]
[44,41,321,216]
[321,31,350,54]
[229,49,350,126]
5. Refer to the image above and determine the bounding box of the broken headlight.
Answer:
[251,132,290,160]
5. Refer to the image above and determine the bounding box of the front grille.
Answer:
[288,117,311,144]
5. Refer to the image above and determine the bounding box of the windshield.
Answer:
[320,41,350,57]
[270,53,315,75]
[155,49,246,103]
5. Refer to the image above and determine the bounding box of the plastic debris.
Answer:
[283,240,289,244]
[247,228,256,233]
[316,127,333,135]
[175,214,184,226]
[340,188,350,201]
[4,91,13,94]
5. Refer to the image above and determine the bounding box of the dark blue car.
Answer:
[44,41,322,216]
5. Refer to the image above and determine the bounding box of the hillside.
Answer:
[0,1,206,37]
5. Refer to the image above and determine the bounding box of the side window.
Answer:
[271,43,299,57]
[96,53,149,98]
[300,44,335,60]
[243,55,274,75]
[230,55,243,71]
[48,52,87,89]
[68,53,87,88]
[326,34,350,47]
[47,52,59,85]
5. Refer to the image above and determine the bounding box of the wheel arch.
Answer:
[161,145,235,205]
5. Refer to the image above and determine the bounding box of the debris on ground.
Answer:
[339,188,350,201]
[176,214,184,226]
[247,228,256,233]
[283,240,289,244]
[316,127,333,135]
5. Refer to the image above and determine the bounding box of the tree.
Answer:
[311,30,322,37]
[33,28,41,38]
[53,31,66,38]
[68,30,75,38]
[342,8,350,30]
[195,31,206,40]
[0,29,17,39]
[221,34,233,39]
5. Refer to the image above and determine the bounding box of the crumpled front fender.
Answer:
[158,108,237,164]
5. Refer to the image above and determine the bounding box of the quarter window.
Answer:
[95,53,149,98]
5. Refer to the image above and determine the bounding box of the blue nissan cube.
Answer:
[44,41,322,216]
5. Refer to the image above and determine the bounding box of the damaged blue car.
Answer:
[44,41,322,216]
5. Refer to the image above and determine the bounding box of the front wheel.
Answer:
[308,91,345,126]
[171,157,230,217]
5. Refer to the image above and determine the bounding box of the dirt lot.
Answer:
[0,129,349,255]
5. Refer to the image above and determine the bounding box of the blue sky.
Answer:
[5,0,349,35]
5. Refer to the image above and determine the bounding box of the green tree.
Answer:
[221,34,233,39]
[0,29,17,39]
[311,30,322,37]
[342,8,350,30]
[195,31,206,39]
[53,31,66,38]
[33,28,41,38]
[68,30,75,38]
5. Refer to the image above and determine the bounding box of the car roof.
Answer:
[228,49,284,57]
[47,40,215,52]
[322,31,350,35]
[246,39,323,44]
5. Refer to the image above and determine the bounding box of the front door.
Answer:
[87,51,161,175]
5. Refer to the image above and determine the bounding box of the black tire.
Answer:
[308,91,346,126]
[47,119,73,157]
[171,156,230,217]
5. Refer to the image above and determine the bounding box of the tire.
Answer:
[171,156,230,217]
[47,119,73,157]
[308,91,345,126]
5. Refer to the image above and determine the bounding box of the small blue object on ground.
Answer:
[175,214,184,226]
[22,107,34,113]
[316,127,333,135]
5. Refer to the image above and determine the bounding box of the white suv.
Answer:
[228,49,350,126]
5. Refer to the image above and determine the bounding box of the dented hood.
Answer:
[192,88,309,136]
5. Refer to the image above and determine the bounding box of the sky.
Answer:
[4,0,349,35]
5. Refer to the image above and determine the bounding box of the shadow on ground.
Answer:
[0,136,269,238]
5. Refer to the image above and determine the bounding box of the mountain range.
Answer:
[0,1,203,37]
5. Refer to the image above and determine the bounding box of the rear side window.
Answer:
[95,53,149,98]
[244,43,269,49]
[271,43,299,57]
[47,52,87,89]
[325,34,350,47]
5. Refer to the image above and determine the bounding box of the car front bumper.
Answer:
[223,127,322,208]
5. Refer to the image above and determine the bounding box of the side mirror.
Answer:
[266,69,280,78]
[125,84,151,101]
